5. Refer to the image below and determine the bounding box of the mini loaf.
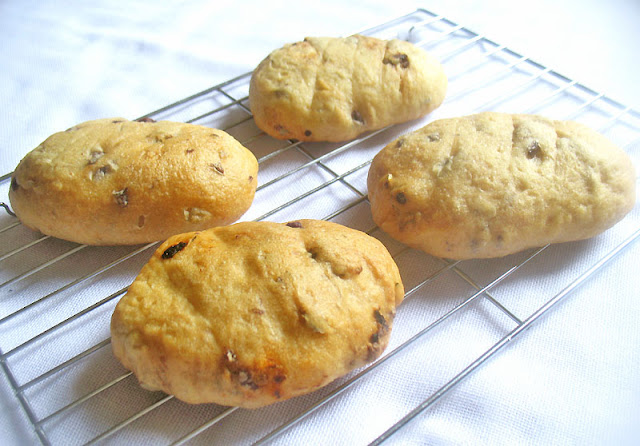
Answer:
[110,219,404,408]
[367,112,636,259]
[249,35,447,142]
[9,118,258,245]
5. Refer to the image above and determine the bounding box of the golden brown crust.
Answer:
[110,219,404,408]
[249,35,447,142]
[367,112,636,259]
[9,118,258,245]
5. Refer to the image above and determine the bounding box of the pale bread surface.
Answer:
[367,112,636,259]
[249,35,447,142]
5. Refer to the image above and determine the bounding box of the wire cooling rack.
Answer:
[1,8,639,445]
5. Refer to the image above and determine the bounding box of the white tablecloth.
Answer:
[1,1,639,445]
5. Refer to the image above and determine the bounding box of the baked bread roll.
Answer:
[367,112,636,259]
[249,35,447,142]
[9,118,258,245]
[111,219,404,408]
[111,220,404,408]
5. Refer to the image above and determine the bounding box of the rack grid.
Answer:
[1,8,639,445]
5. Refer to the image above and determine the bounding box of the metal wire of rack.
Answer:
[0,8,639,445]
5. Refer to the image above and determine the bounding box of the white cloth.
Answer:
[1,1,639,445]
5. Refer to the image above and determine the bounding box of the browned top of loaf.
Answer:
[9,118,258,245]
[111,219,404,408]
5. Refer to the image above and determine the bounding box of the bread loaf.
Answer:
[367,112,636,259]
[111,219,404,408]
[249,35,447,142]
[9,118,258,245]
